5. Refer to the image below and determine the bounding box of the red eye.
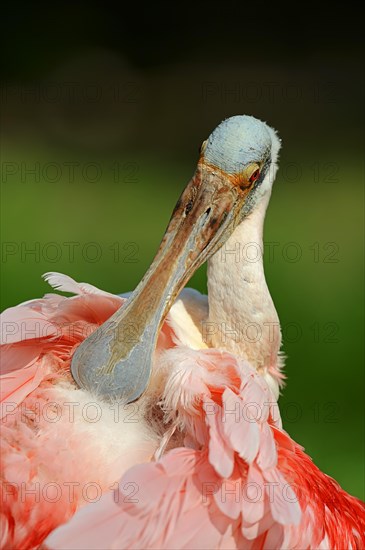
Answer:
[249,168,260,184]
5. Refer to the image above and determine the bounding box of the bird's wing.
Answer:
[0,300,59,416]
[0,345,46,415]
[0,273,124,418]
[45,347,302,550]
[45,345,365,550]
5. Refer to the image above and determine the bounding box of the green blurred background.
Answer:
[1,3,364,498]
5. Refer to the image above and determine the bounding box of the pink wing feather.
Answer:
[45,348,304,549]
[1,273,364,549]
[0,273,124,418]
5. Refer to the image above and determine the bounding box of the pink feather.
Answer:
[0,273,364,549]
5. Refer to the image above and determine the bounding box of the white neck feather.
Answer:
[206,187,282,395]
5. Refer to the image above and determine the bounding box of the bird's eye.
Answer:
[249,168,260,184]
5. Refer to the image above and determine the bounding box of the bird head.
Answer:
[200,115,281,219]
[166,115,281,266]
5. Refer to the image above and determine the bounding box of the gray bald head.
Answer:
[204,115,276,174]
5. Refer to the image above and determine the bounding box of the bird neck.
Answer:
[206,193,283,391]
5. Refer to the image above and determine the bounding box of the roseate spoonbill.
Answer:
[1,116,364,549]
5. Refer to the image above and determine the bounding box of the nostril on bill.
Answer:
[184,200,194,215]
